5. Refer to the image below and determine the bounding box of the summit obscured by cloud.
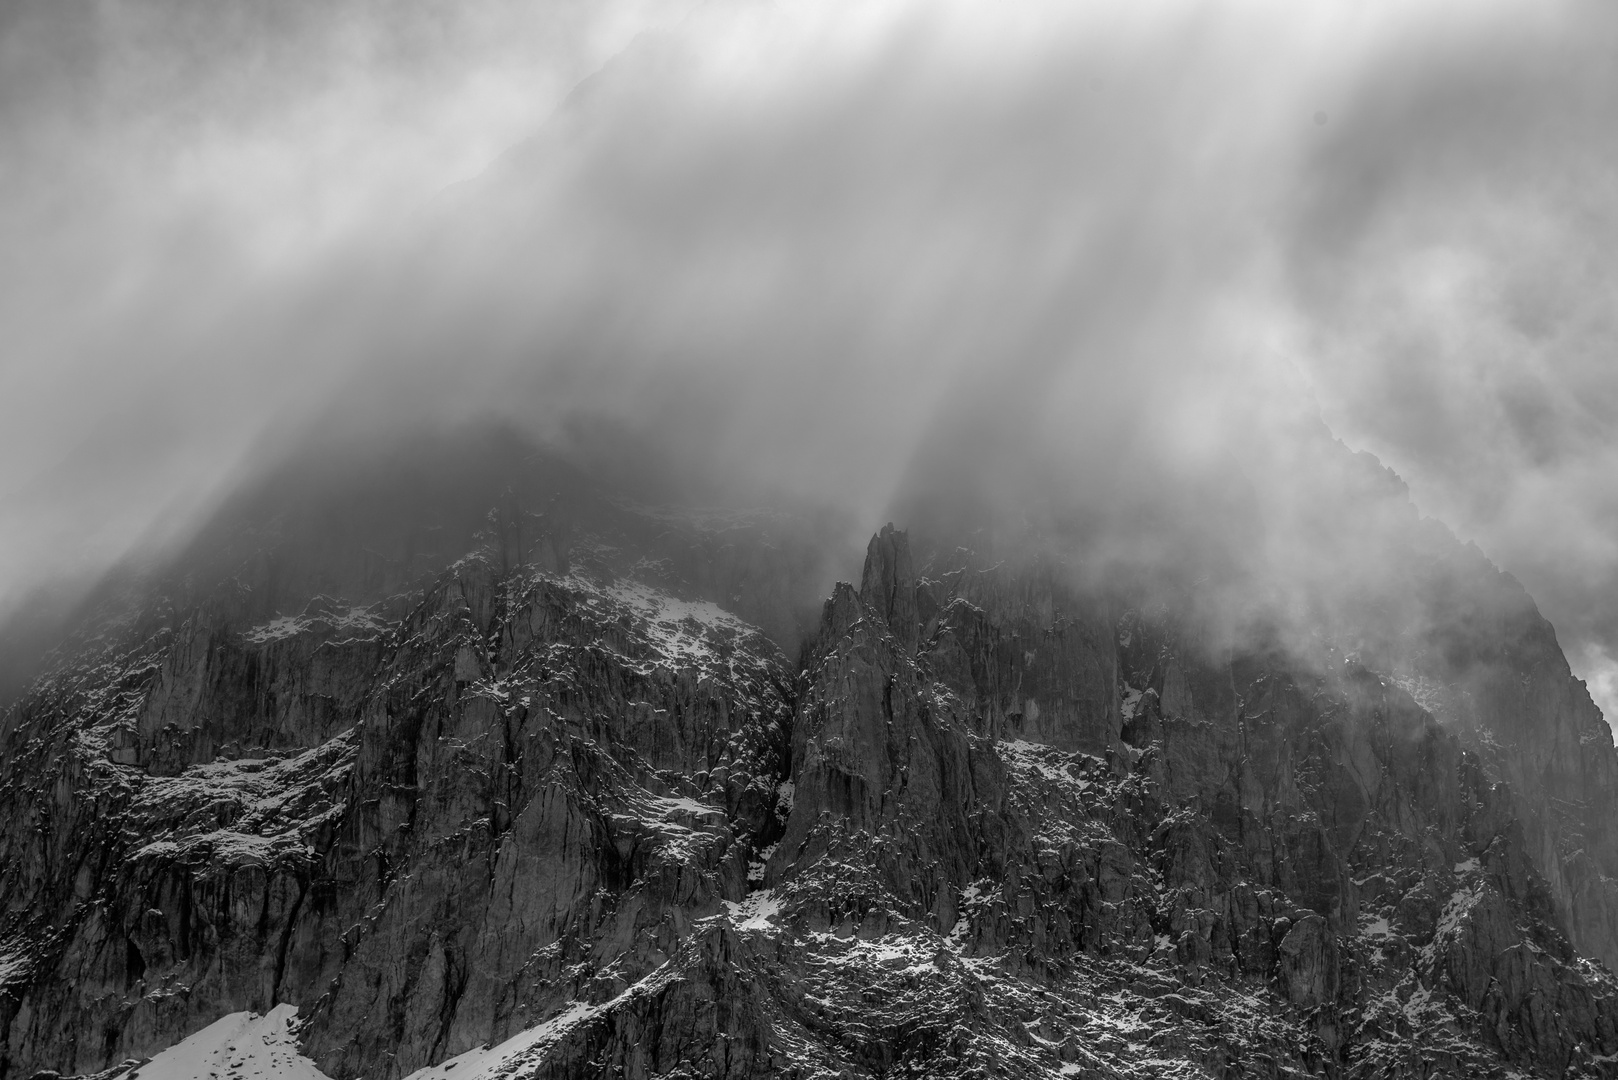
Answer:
[4,0,1618,721]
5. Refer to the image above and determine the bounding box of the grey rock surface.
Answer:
[5,435,1618,1078]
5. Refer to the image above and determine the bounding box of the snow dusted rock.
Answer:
[748,527,1618,1076]
[10,438,1618,1077]
[0,443,812,1080]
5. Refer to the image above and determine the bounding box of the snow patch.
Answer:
[747,843,777,884]
[648,796,724,819]
[997,740,1091,789]
[109,1005,330,1080]
[125,733,355,869]
[593,577,757,669]
[532,570,780,696]
[0,948,27,988]
[242,607,385,645]
[401,964,677,1080]
[400,1003,593,1080]
[1434,884,1486,943]
[725,889,782,932]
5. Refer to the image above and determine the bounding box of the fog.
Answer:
[4,1,1618,717]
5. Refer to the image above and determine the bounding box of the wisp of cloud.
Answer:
[5,0,1618,720]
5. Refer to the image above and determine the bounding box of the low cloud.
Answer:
[1287,0,1618,716]
[4,0,1618,719]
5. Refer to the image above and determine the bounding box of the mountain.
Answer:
[4,428,1618,1079]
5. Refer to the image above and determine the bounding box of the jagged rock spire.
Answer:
[858,523,918,651]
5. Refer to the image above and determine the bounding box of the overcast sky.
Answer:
[3,0,1618,719]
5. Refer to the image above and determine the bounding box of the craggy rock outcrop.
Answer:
[753,529,1618,1077]
[7,441,1618,1079]
[0,531,799,1078]
[0,439,820,1080]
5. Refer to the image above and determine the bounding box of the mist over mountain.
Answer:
[3,0,1617,699]
[6,1,1618,1077]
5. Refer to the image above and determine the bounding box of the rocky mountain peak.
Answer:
[857,523,918,652]
[5,435,1618,1078]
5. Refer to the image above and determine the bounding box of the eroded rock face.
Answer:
[0,453,813,1079]
[6,449,1618,1079]
[749,529,1618,1077]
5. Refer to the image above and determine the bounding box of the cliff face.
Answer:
[1377,555,1618,973]
[4,443,1618,1079]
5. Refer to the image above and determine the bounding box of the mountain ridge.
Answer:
[4,431,1618,1078]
